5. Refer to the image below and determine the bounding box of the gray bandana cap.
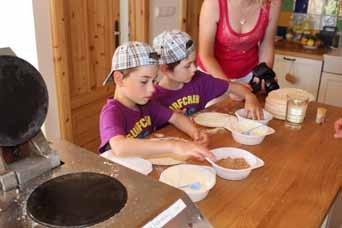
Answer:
[103,41,159,86]
[153,30,195,64]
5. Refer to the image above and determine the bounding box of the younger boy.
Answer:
[99,41,212,161]
[152,31,263,119]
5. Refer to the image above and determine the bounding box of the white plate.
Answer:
[159,164,216,202]
[193,112,235,128]
[265,88,314,120]
[101,150,153,175]
[148,157,185,166]
[267,88,315,103]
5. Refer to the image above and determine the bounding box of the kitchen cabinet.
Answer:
[273,54,323,100]
[318,72,342,107]
[318,49,342,108]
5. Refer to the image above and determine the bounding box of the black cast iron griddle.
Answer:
[0,55,48,147]
[27,172,128,227]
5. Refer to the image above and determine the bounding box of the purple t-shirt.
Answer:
[99,98,173,153]
[153,71,229,116]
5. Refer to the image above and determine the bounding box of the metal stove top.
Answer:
[0,140,211,228]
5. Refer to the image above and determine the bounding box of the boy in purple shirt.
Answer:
[152,31,263,119]
[99,41,213,161]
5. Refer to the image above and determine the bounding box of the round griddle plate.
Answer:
[27,172,127,227]
[0,55,48,147]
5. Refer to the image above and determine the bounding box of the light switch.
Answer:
[155,6,176,17]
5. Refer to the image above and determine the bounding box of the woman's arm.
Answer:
[258,0,281,68]
[198,0,228,81]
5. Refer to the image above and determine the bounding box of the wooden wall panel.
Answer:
[129,0,149,42]
[66,0,90,96]
[50,0,119,152]
[179,0,204,46]
[72,99,105,149]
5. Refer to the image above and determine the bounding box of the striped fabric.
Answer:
[103,41,159,85]
[153,30,195,64]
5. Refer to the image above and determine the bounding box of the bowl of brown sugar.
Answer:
[206,147,264,180]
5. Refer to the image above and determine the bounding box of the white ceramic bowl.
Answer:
[159,164,216,202]
[207,147,264,180]
[235,108,273,125]
[225,118,275,145]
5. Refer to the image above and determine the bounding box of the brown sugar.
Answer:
[216,157,250,169]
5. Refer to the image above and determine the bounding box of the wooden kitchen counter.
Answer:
[150,98,342,228]
[275,39,329,60]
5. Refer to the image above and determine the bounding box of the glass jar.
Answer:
[285,95,309,129]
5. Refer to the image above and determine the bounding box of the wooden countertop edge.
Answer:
[275,49,324,61]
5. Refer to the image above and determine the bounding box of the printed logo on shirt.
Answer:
[185,107,197,116]
[127,116,152,138]
[169,94,200,112]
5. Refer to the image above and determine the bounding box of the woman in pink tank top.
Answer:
[197,0,281,84]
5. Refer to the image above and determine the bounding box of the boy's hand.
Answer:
[244,94,264,120]
[193,129,209,146]
[172,141,214,161]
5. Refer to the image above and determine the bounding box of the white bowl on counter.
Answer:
[235,108,273,125]
[225,117,275,145]
[159,164,216,202]
[207,147,264,180]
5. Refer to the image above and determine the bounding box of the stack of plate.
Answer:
[265,88,315,120]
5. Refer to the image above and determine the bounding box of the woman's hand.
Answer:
[334,118,342,138]
[244,94,263,120]
[172,140,214,161]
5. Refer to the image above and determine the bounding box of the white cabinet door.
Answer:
[318,72,342,107]
[274,54,323,100]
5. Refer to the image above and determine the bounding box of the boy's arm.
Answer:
[109,135,213,160]
[227,82,263,120]
[168,112,208,146]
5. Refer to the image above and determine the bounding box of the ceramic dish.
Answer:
[235,108,273,125]
[206,147,264,180]
[225,117,275,145]
[159,164,216,202]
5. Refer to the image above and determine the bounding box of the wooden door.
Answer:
[179,0,204,46]
[128,0,149,42]
[50,0,119,152]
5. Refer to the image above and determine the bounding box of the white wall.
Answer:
[0,1,60,140]
[149,0,180,43]
[32,0,60,140]
[0,1,38,68]
[120,0,129,43]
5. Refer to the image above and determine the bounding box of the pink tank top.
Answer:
[197,0,270,79]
